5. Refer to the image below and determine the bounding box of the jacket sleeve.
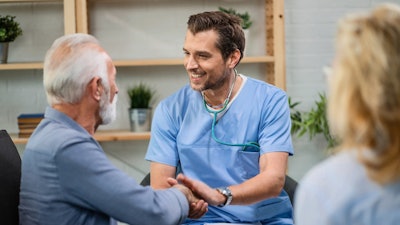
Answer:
[56,137,189,225]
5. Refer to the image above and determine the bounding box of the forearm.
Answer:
[228,171,285,205]
[207,152,289,206]
[175,171,285,207]
[150,162,176,189]
[227,152,288,205]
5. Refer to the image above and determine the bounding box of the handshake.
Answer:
[167,174,230,219]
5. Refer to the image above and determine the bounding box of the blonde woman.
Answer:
[295,3,400,225]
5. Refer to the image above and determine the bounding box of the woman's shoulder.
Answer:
[300,151,360,185]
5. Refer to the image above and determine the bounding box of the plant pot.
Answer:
[129,108,152,132]
[0,42,9,64]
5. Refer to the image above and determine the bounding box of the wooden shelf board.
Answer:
[112,56,274,67]
[11,130,151,144]
[0,0,61,2]
[11,136,30,145]
[0,56,274,71]
[94,130,150,142]
[0,62,43,70]
[242,56,274,63]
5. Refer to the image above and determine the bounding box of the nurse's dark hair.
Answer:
[187,11,245,63]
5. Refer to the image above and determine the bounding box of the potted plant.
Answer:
[0,15,23,64]
[289,97,303,135]
[127,83,155,132]
[218,7,252,55]
[289,93,338,150]
[218,7,253,30]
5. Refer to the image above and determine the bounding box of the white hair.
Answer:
[43,33,110,105]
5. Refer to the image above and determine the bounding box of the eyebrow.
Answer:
[182,48,211,56]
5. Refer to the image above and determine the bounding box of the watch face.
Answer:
[217,187,232,207]
[224,187,233,206]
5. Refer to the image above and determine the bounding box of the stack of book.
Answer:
[17,113,44,138]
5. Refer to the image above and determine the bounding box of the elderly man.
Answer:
[19,33,207,225]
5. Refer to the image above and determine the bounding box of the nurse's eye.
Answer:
[198,53,210,59]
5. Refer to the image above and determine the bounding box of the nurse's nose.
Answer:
[185,56,199,70]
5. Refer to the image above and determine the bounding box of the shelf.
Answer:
[0,0,61,2]
[0,56,274,70]
[3,0,285,145]
[11,130,151,144]
[94,130,150,142]
[0,62,43,70]
[114,56,274,67]
[241,56,274,63]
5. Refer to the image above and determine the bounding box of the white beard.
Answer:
[99,92,117,125]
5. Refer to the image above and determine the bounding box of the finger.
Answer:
[190,205,207,218]
[199,202,208,217]
[188,201,201,218]
[177,175,195,189]
[175,173,186,182]
[189,200,208,219]
[196,201,208,216]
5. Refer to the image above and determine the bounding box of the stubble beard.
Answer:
[188,69,228,92]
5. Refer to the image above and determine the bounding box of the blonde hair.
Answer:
[328,3,400,184]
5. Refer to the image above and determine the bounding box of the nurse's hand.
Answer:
[174,173,228,206]
[170,181,208,219]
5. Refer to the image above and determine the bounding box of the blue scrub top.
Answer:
[146,76,294,224]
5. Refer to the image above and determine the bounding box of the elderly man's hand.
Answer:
[170,181,208,219]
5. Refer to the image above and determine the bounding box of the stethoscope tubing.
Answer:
[201,69,260,151]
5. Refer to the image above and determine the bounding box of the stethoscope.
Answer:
[201,69,260,152]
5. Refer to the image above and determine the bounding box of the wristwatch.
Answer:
[216,187,233,207]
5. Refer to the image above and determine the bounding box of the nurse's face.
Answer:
[183,29,231,92]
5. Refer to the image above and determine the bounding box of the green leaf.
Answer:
[289,93,338,150]
[127,83,155,109]
[0,15,23,42]
[218,7,253,29]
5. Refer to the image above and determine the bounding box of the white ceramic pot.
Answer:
[129,108,152,132]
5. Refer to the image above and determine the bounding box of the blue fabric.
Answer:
[19,107,189,225]
[146,76,294,225]
[295,151,400,225]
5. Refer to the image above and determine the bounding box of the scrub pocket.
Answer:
[236,150,260,179]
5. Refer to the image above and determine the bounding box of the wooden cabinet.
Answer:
[0,0,78,37]
[76,0,285,89]
[1,0,285,88]
[0,0,77,68]
[2,0,285,144]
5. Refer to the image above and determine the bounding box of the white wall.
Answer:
[3,0,400,184]
[285,0,400,180]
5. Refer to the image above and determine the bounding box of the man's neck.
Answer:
[53,103,99,135]
[202,73,242,109]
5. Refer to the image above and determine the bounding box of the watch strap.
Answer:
[216,187,233,207]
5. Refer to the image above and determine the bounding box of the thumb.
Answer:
[167,177,178,186]
[176,174,195,189]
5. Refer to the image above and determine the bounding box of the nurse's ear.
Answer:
[227,49,241,69]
